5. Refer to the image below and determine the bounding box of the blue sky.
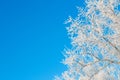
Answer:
[0,0,84,80]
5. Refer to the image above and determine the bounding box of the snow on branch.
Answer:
[55,0,120,80]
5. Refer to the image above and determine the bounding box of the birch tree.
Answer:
[55,0,120,80]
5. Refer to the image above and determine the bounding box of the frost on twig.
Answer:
[55,0,120,80]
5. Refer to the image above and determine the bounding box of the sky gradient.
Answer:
[0,0,84,80]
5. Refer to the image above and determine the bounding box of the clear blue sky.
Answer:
[0,0,84,80]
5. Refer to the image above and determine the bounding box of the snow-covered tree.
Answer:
[55,0,120,80]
